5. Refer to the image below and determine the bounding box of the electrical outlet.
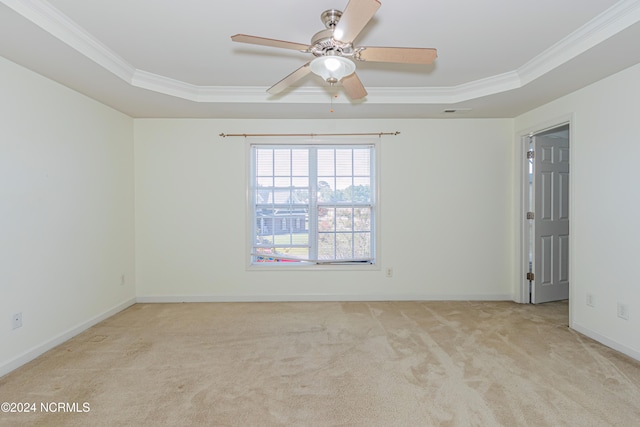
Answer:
[617,303,629,320]
[385,267,393,277]
[586,293,595,307]
[12,312,22,329]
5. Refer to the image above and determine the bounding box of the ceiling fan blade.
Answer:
[333,0,381,44]
[267,62,312,95]
[357,47,437,64]
[231,34,309,52]
[341,72,367,100]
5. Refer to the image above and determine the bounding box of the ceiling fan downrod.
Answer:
[321,9,342,28]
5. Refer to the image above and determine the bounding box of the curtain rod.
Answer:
[219,131,400,138]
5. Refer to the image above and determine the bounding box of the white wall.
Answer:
[134,118,514,301]
[3,49,639,376]
[0,57,136,376]
[515,62,640,359]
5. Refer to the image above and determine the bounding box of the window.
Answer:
[249,142,376,266]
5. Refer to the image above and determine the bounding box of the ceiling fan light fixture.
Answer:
[310,56,356,84]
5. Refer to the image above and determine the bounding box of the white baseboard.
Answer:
[0,298,136,378]
[572,322,640,362]
[136,293,513,303]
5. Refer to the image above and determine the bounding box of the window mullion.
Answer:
[250,146,258,263]
[309,147,318,262]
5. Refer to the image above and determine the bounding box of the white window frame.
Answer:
[246,138,380,271]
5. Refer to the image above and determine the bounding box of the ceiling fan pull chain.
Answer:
[329,88,340,113]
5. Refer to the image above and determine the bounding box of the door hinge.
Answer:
[527,150,535,159]
[527,272,535,281]
[527,211,534,220]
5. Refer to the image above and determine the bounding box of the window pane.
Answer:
[317,179,335,203]
[274,177,290,187]
[354,208,371,231]
[293,187,309,204]
[273,189,291,204]
[354,233,371,258]
[352,178,371,203]
[318,233,335,260]
[292,177,308,188]
[336,149,353,176]
[318,208,335,232]
[336,177,353,202]
[256,176,273,187]
[274,149,291,176]
[353,149,371,176]
[336,208,353,231]
[291,150,308,176]
[317,149,335,175]
[256,149,273,176]
[335,233,353,259]
[353,186,370,203]
[255,187,272,205]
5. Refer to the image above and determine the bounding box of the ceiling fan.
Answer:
[231,0,437,100]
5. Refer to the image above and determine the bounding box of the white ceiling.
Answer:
[1,0,640,118]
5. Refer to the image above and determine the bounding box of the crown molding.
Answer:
[3,0,640,105]
[518,0,640,85]
[126,75,522,105]
[2,0,135,81]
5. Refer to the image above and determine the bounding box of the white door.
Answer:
[531,131,570,303]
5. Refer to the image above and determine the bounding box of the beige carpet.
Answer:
[1,301,639,426]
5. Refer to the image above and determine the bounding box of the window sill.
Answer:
[246,263,379,272]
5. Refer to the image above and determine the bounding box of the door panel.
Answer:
[559,172,570,220]
[541,172,553,219]
[532,133,570,303]
[540,235,553,285]
[559,234,569,282]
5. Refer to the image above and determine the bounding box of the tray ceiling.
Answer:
[1,0,640,118]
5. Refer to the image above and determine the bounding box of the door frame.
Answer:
[514,114,574,305]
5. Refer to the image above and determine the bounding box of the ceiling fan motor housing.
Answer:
[310,10,355,59]
[310,30,353,57]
